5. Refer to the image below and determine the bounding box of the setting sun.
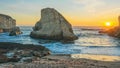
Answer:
[105,22,111,26]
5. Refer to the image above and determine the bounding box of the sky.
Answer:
[0,0,120,26]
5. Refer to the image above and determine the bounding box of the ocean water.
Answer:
[0,26,120,61]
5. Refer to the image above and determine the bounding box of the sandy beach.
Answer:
[0,54,120,68]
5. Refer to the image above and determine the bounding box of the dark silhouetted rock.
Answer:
[98,29,108,34]
[107,27,119,37]
[30,8,78,41]
[106,16,120,38]
[119,16,120,26]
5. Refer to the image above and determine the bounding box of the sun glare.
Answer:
[105,22,111,26]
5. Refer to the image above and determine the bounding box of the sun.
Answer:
[105,22,111,26]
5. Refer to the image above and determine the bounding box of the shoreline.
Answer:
[0,42,120,68]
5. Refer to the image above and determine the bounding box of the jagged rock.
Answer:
[9,27,22,36]
[0,14,16,32]
[0,42,50,63]
[30,8,78,41]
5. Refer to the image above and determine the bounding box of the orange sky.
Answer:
[0,0,120,26]
[13,12,119,26]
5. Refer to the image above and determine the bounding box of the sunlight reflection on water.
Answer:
[71,54,120,61]
[74,30,117,46]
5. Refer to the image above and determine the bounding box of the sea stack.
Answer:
[0,14,16,32]
[30,8,78,41]
[0,14,22,35]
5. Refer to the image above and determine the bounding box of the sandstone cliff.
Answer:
[0,14,16,32]
[30,8,78,41]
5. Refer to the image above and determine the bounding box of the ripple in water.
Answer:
[0,26,120,58]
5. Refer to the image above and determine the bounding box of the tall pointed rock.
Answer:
[30,8,78,41]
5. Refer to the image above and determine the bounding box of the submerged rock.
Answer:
[99,30,107,33]
[30,8,78,41]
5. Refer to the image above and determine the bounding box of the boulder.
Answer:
[9,27,22,36]
[0,14,16,32]
[30,8,78,41]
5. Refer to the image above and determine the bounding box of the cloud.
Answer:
[3,0,42,15]
[98,8,120,17]
[73,0,105,13]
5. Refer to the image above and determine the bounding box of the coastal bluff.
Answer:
[30,8,78,41]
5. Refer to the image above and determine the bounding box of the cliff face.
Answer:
[30,8,78,41]
[0,14,16,32]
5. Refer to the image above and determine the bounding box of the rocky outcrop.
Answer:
[106,27,119,37]
[118,16,120,26]
[9,27,22,36]
[30,8,78,41]
[0,42,50,63]
[0,14,16,32]
[0,14,22,36]
[106,16,120,37]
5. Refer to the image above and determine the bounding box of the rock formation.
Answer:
[118,16,120,26]
[0,14,16,32]
[106,16,120,37]
[0,42,50,63]
[0,14,22,36]
[30,8,78,41]
[9,27,22,36]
